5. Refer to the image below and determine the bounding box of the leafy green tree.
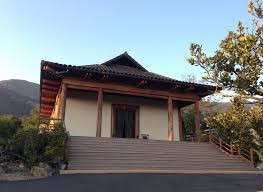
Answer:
[248,0,263,18]
[205,97,255,148]
[21,105,39,128]
[188,1,263,99]
[0,115,21,147]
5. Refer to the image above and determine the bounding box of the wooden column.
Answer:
[168,96,174,141]
[194,101,201,142]
[178,107,183,141]
[96,88,103,137]
[59,83,67,120]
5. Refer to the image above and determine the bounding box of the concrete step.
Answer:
[66,136,255,172]
[68,156,242,163]
[68,164,254,171]
[68,149,228,157]
[68,161,247,168]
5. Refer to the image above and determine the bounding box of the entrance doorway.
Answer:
[112,104,139,138]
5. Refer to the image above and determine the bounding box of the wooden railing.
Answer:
[209,133,255,166]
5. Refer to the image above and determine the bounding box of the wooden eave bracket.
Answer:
[137,80,147,87]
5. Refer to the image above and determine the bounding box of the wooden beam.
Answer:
[84,72,93,80]
[41,97,56,103]
[168,96,174,141]
[41,109,53,114]
[67,81,167,99]
[96,88,103,137]
[42,84,59,91]
[178,107,183,141]
[59,83,67,120]
[41,89,58,97]
[67,84,98,92]
[40,111,52,115]
[42,79,61,86]
[40,113,51,117]
[185,86,195,91]
[137,80,147,87]
[63,78,200,102]
[43,65,56,74]
[100,74,109,81]
[194,101,201,142]
[41,104,54,110]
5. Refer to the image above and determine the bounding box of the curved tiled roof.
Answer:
[41,52,218,90]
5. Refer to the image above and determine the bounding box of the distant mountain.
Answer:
[0,79,39,116]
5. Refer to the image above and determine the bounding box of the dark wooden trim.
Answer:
[42,84,59,91]
[168,96,174,141]
[178,107,183,141]
[59,83,67,120]
[40,113,51,117]
[41,89,58,97]
[42,79,61,86]
[43,65,56,74]
[63,78,200,102]
[41,97,56,103]
[111,104,139,138]
[67,84,98,92]
[135,108,139,138]
[96,88,103,137]
[41,104,54,109]
[194,101,201,142]
[40,109,53,113]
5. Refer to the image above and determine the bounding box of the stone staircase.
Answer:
[66,136,256,172]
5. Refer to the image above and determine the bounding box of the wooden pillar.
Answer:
[168,96,174,141]
[178,107,183,141]
[59,83,67,120]
[96,88,103,137]
[194,101,201,142]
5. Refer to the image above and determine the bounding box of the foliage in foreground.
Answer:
[0,115,21,147]
[7,123,65,168]
[0,107,66,168]
[205,97,263,154]
[188,0,263,100]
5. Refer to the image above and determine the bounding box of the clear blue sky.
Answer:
[0,0,252,84]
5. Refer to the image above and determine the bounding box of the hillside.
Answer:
[0,79,39,116]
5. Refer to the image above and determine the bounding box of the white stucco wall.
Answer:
[65,90,180,141]
[65,90,97,137]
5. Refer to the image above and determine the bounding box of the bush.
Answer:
[8,126,46,167]
[0,115,21,148]
[41,124,65,163]
[21,106,39,128]
[8,123,65,168]
[205,97,262,150]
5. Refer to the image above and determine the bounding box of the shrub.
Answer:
[0,115,21,148]
[8,123,65,168]
[8,126,46,167]
[41,124,65,163]
[205,97,262,150]
[21,105,39,128]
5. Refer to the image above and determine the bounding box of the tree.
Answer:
[0,115,21,147]
[188,0,263,100]
[21,105,39,128]
[248,0,263,18]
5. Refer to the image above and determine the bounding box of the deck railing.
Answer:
[208,133,256,166]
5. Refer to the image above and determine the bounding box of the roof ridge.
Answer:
[101,52,148,72]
